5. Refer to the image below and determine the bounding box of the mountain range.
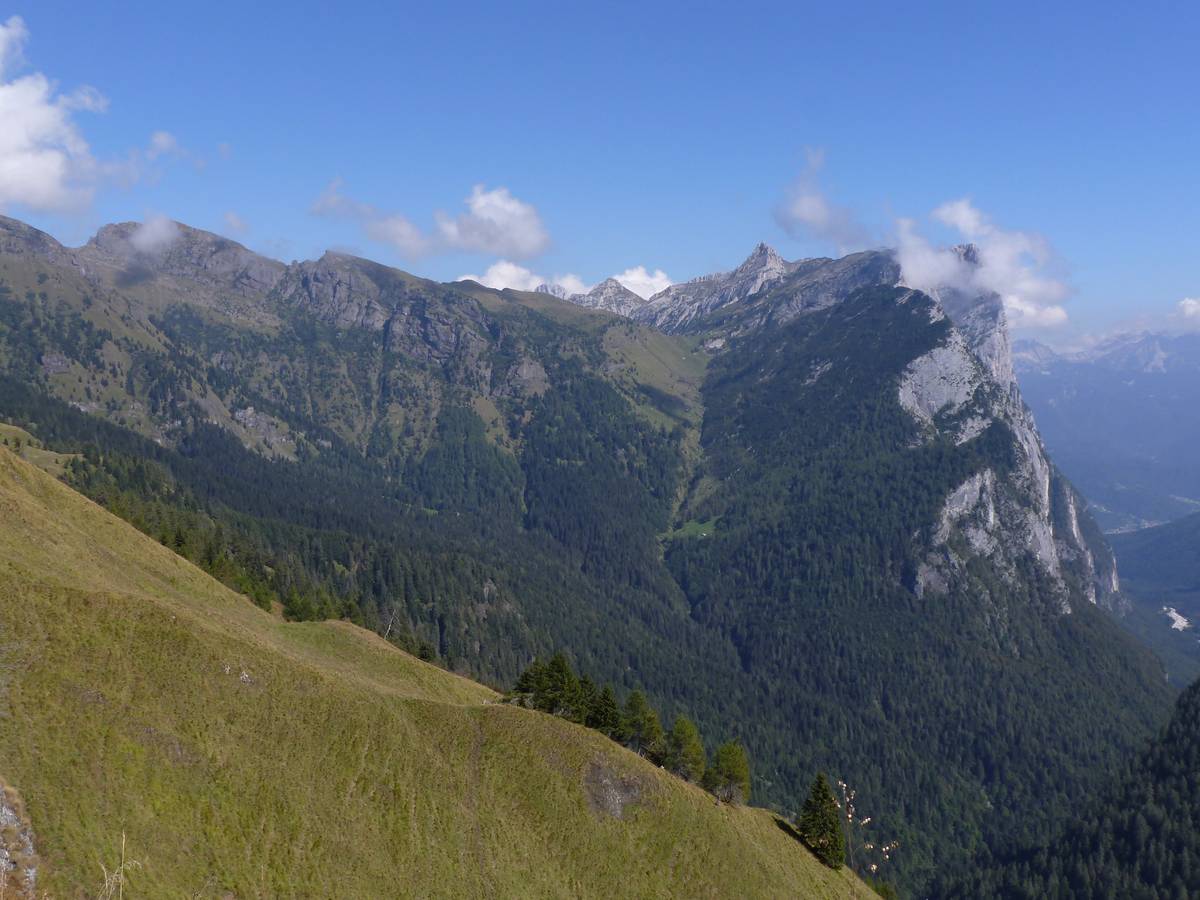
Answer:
[1014,331,1200,531]
[0,213,1177,893]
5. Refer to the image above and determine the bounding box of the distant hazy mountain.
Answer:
[532,281,573,300]
[535,277,649,316]
[1110,510,1200,685]
[572,278,649,317]
[1015,332,1200,531]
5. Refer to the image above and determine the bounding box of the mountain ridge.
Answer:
[0,211,1172,892]
[1013,329,1200,530]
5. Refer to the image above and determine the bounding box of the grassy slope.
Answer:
[0,448,870,899]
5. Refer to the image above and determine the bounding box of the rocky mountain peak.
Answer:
[534,282,573,300]
[76,221,287,299]
[0,215,67,259]
[632,243,803,331]
[1012,338,1062,371]
[953,242,981,266]
[572,277,646,317]
[735,242,785,273]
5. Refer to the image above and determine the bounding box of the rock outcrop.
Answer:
[633,243,797,332]
[904,281,1122,614]
[569,278,647,317]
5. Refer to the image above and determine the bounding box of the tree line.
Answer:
[507,653,750,804]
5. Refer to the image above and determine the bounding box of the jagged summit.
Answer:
[536,277,648,317]
[632,243,805,332]
[734,242,786,272]
[635,245,900,335]
[534,282,572,300]
[573,277,647,317]
[953,242,981,265]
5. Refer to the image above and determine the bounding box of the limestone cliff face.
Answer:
[903,285,1121,615]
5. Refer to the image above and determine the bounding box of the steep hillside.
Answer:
[943,674,1200,898]
[0,446,872,898]
[1110,512,1200,686]
[664,282,1170,887]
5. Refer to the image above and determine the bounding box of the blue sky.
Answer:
[2,0,1198,339]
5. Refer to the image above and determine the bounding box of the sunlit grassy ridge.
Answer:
[0,447,871,898]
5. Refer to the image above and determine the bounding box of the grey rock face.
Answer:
[902,282,1122,614]
[81,222,287,299]
[634,243,796,332]
[636,245,901,335]
[0,782,37,899]
[534,282,572,300]
[0,215,69,261]
[730,250,901,332]
[275,252,397,331]
[570,278,647,317]
[275,253,499,379]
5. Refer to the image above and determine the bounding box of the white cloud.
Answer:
[775,148,870,253]
[364,215,430,257]
[0,14,28,76]
[312,177,368,218]
[458,262,669,299]
[435,185,549,259]
[554,273,589,296]
[146,130,179,161]
[1179,298,1200,319]
[60,84,107,113]
[130,214,180,253]
[0,18,186,213]
[312,178,429,256]
[457,261,586,295]
[457,260,544,291]
[312,179,550,260]
[613,265,672,299]
[223,211,248,234]
[897,199,1069,328]
[0,16,104,213]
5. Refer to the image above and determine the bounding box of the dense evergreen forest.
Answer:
[943,675,1200,898]
[0,243,1178,894]
[663,287,1172,887]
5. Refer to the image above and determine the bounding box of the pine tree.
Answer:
[542,652,582,719]
[622,690,665,760]
[664,716,706,782]
[578,675,599,725]
[709,741,751,804]
[798,773,845,869]
[588,684,622,737]
[513,658,547,702]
